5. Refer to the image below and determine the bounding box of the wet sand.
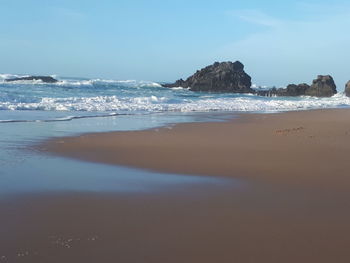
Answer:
[2,109,350,262]
[45,109,350,188]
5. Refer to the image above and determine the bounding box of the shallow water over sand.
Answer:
[0,112,234,196]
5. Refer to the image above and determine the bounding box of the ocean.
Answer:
[1,74,350,196]
[1,74,350,122]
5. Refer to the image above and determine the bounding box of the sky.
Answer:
[1,0,350,88]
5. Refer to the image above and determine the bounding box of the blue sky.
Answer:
[1,0,350,88]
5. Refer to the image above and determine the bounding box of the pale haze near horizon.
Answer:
[1,0,349,90]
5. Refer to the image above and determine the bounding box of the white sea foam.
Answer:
[1,93,349,112]
[0,112,122,123]
[251,84,274,90]
[0,73,25,81]
[169,86,190,90]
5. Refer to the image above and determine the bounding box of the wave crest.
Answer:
[1,93,349,112]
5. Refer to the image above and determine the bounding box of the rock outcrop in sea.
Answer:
[257,84,310,97]
[345,81,350,97]
[163,62,337,98]
[258,75,337,97]
[162,61,254,93]
[6,76,58,83]
[305,75,337,97]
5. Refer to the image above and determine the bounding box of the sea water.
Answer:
[1,74,350,195]
[1,74,350,117]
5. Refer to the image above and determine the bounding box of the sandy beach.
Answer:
[2,109,350,262]
[45,109,350,188]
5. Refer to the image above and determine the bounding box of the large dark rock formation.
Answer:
[6,76,58,83]
[345,81,350,97]
[163,61,254,93]
[257,75,337,98]
[305,75,337,97]
[163,61,338,97]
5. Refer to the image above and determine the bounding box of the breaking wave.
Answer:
[1,93,349,112]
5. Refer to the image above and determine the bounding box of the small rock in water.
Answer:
[305,75,337,97]
[345,80,350,97]
[5,76,58,83]
[257,75,337,97]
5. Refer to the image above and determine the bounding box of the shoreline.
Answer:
[42,108,350,188]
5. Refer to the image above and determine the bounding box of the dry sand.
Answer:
[2,109,350,262]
